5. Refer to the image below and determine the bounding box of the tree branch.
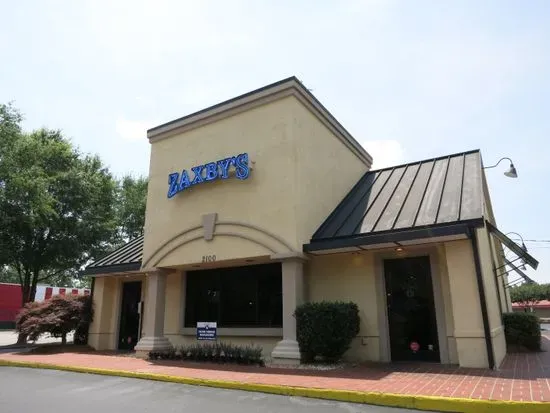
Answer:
[37,268,68,282]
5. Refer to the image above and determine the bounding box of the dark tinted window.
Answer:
[184,263,282,328]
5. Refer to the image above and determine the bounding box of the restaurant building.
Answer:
[83,77,538,369]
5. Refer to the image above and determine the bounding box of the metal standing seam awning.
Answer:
[81,235,144,276]
[304,150,487,254]
[502,257,535,285]
[485,221,539,285]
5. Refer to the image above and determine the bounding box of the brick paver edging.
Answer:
[0,359,547,413]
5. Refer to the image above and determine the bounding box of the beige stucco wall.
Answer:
[475,226,507,367]
[92,238,499,369]
[88,276,117,350]
[290,99,368,247]
[433,245,459,365]
[88,275,146,351]
[444,239,489,367]
[306,252,380,362]
[142,95,368,270]
[305,244,460,365]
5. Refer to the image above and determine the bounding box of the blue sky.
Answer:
[1,0,549,282]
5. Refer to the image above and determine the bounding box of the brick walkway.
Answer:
[1,334,549,403]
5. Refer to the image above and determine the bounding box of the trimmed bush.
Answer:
[503,312,541,351]
[15,294,94,345]
[149,342,264,366]
[294,301,360,363]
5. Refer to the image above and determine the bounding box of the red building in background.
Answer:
[0,282,90,329]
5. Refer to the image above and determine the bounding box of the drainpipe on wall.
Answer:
[468,227,496,370]
[485,226,504,318]
[87,277,95,346]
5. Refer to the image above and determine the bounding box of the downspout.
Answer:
[468,227,496,370]
[87,276,96,346]
[485,227,503,318]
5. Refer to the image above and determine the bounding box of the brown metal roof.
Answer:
[83,235,143,275]
[311,150,484,241]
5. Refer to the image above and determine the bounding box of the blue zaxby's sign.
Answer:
[167,152,250,199]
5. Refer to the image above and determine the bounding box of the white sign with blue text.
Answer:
[196,321,217,340]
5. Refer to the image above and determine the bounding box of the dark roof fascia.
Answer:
[304,218,484,252]
[147,76,298,135]
[367,149,481,175]
[81,262,142,276]
[145,77,371,166]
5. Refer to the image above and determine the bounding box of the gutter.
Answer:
[468,226,496,370]
[87,277,96,346]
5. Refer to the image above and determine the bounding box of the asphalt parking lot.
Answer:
[0,367,435,413]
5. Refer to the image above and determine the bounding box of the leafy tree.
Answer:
[0,103,22,152]
[509,283,550,310]
[0,113,118,343]
[0,265,19,283]
[116,175,147,242]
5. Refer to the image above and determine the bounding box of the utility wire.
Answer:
[510,239,550,243]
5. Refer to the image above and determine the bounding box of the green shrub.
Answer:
[149,342,264,366]
[294,301,360,363]
[503,312,541,351]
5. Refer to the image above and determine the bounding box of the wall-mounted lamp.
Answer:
[483,157,518,178]
[505,231,528,271]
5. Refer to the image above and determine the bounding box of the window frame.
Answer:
[183,262,283,330]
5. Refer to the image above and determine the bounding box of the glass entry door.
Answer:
[384,256,440,362]
[118,281,142,351]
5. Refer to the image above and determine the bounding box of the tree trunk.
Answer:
[62,334,67,345]
[16,271,38,345]
[16,332,27,345]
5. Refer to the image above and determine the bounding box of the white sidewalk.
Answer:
[0,330,73,347]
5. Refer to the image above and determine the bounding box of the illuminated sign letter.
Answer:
[167,152,251,199]
[167,172,180,199]
[204,162,218,181]
[234,153,250,180]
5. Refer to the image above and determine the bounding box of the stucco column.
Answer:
[271,256,305,364]
[134,269,172,356]
[87,277,116,351]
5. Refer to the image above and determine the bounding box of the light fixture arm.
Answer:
[483,157,514,169]
[505,231,527,252]
[506,231,525,245]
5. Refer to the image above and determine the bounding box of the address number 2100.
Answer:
[202,255,216,263]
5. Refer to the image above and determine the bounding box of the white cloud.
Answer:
[115,117,157,142]
[363,140,405,170]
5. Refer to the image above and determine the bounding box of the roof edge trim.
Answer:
[486,221,539,270]
[146,77,373,167]
[368,149,482,174]
[82,262,142,276]
[304,219,484,252]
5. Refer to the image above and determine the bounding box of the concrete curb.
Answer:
[0,359,547,412]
